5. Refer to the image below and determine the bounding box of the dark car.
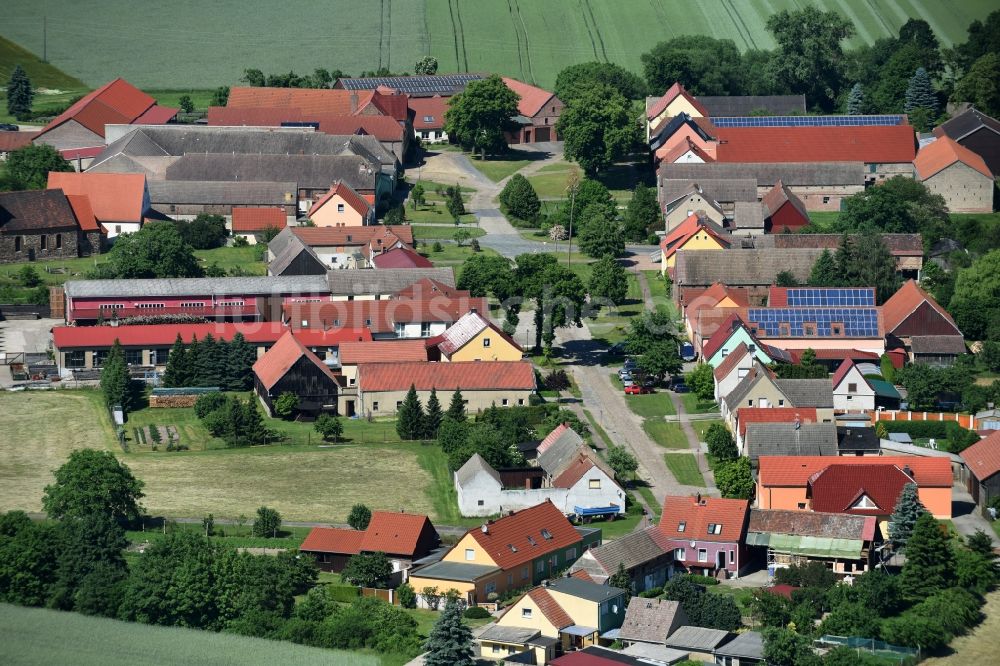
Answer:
[672,382,690,393]
[0,123,19,132]
[679,342,698,362]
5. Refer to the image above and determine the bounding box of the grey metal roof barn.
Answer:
[325,268,455,295]
[713,630,765,660]
[659,162,865,187]
[64,275,328,299]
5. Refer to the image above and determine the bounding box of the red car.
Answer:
[624,384,651,395]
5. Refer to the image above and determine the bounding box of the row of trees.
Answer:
[162,333,256,390]
[396,386,465,440]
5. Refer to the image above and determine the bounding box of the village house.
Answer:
[645,84,804,139]
[502,77,563,144]
[659,212,730,276]
[407,501,601,608]
[698,313,786,369]
[426,311,524,362]
[881,280,965,366]
[735,407,818,453]
[659,495,751,580]
[914,136,994,213]
[960,430,1000,517]
[932,107,1000,176]
[720,363,834,430]
[832,359,901,411]
[746,509,878,578]
[298,511,440,579]
[713,343,753,402]
[650,113,717,164]
[0,189,103,263]
[282,296,488,339]
[371,247,434,269]
[711,630,765,665]
[743,422,839,463]
[267,225,414,274]
[616,597,687,647]
[230,207,289,244]
[569,526,674,593]
[47,172,150,238]
[760,180,810,233]
[408,95,450,143]
[665,625,734,661]
[307,181,375,227]
[252,331,342,417]
[660,182,731,231]
[661,179,757,222]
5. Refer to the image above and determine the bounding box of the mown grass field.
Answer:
[664,452,706,486]
[644,421,689,450]
[5,1,993,89]
[0,603,376,666]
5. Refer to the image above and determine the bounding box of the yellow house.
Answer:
[308,181,374,227]
[433,312,523,362]
[660,213,730,275]
[646,82,708,140]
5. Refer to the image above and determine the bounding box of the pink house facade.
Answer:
[659,495,752,580]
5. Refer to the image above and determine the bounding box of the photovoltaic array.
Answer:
[712,115,906,128]
[338,74,484,95]
[784,288,876,307]
[747,308,880,337]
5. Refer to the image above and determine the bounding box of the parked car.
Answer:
[623,358,638,370]
[0,123,19,132]
[672,382,690,393]
[679,342,698,362]
[625,384,651,395]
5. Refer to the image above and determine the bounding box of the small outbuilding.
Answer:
[252,331,342,416]
[960,430,1000,517]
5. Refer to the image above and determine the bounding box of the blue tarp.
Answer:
[573,505,620,517]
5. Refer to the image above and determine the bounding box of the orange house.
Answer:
[757,456,952,520]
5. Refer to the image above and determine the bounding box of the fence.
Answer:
[815,635,918,663]
[872,410,976,430]
[0,303,51,319]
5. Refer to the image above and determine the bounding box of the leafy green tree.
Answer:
[314,413,344,442]
[762,628,821,666]
[880,611,949,651]
[949,249,1000,340]
[954,544,999,594]
[808,250,839,287]
[578,205,624,259]
[623,183,660,242]
[90,222,204,279]
[607,446,639,482]
[410,182,426,209]
[210,86,229,106]
[641,36,746,96]
[5,144,72,189]
[342,552,393,588]
[498,174,541,223]
[396,384,425,440]
[685,363,715,401]
[414,56,438,75]
[42,450,145,523]
[833,233,901,303]
[178,95,194,113]
[74,561,127,617]
[0,518,62,606]
[706,424,737,461]
[6,65,33,119]
[446,184,466,222]
[573,179,617,220]
[348,503,372,531]
[423,388,444,439]
[397,582,417,609]
[445,75,520,158]
[48,512,128,611]
[241,68,266,86]
[558,86,638,175]
[715,457,755,500]
[273,391,299,420]
[846,83,865,114]
[555,61,646,102]
[662,576,741,631]
[446,389,467,422]
[748,589,793,628]
[836,176,948,236]
[424,599,474,666]
[953,52,1000,117]
[588,256,628,306]
[776,271,799,287]
[174,214,228,249]
[457,254,512,297]
[607,562,633,600]
[252,506,282,538]
[515,252,586,353]
[899,513,953,601]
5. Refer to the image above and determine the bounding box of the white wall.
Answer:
[834,366,875,411]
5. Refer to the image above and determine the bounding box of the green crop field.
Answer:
[2,1,996,89]
[0,603,376,666]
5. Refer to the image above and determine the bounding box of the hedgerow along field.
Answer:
[2,0,996,89]
[0,603,378,666]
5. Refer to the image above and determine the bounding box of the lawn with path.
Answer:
[663,453,706,487]
[643,421,689,450]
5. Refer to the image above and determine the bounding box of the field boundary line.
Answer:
[723,0,758,50]
[385,0,392,70]
[577,0,601,61]
[506,0,528,81]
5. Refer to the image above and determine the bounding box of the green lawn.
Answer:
[635,485,662,520]
[644,270,670,301]
[419,241,497,265]
[664,453,706,486]
[585,272,645,344]
[0,35,87,124]
[147,89,217,112]
[467,150,547,182]
[707,585,756,613]
[405,203,476,224]
[691,419,725,443]
[624,392,676,419]
[643,420,690,450]
[403,607,492,640]
[589,512,643,540]
[681,394,720,415]
[410,224,486,241]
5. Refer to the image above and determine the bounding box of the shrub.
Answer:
[397,583,417,609]
[432,241,443,252]
[463,605,492,619]
[543,370,571,391]
[194,392,227,418]
[879,421,950,439]
[638,586,663,598]
[683,574,720,586]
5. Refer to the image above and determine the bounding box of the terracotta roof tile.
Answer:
[232,207,287,232]
[290,224,412,247]
[758,455,953,487]
[47,172,147,222]
[339,340,429,365]
[252,330,340,390]
[881,280,960,335]
[701,314,748,360]
[38,78,161,139]
[308,181,373,218]
[52,323,293,349]
[227,87,374,116]
[300,527,364,555]
[551,452,617,490]
[647,83,709,120]
[358,360,534,392]
[502,77,557,118]
[537,423,572,455]
[761,180,808,223]
[714,125,917,163]
[915,136,992,180]
[807,464,915,515]
[659,495,749,543]
[372,247,434,269]
[660,137,716,164]
[960,430,1000,482]
[526,587,574,629]
[737,407,818,438]
[659,212,730,261]
[409,96,449,130]
[395,277,469,300]
[64,194,101,232]
[0,131,34,152]
[468,500,581,570]
[360,511,436,556]
[291,328,373,347]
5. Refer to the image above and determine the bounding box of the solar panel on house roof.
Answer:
[748,307,879,337]
[712,115,906,128]
[785,288,876,307]
[339,74,484,94]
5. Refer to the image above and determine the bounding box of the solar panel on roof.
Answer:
[784,288,875,307]
[747,307,879,338]
[339,74,484,94]
[712,115,905,128]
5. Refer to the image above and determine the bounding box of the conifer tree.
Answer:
[424,388,444,439]
[447,388,467,422]
[100,340,132,412]
[225,332,255,391]
[162,334,189,387]
[6,65,33,119]
[424,599,474,666]
[904,67,937,114]
[396,384,425,440]
[846,83,865,115]
[194,333,218,386]
[808,249,839,287]
[186,335,202,387]
[899,513,953,602]
[446,184,466,222]
[888,483,928,550]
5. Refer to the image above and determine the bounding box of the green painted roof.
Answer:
[746,532,864,559]
[867,379,901,399]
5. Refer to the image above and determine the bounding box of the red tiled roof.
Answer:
[915,136,992,180]
[552,452,616,491]
[713,343,749,381]
[714,125,917,164]
[360,511,435,556]
[0,131,34,152]
[358,360,535,392]
[659,495,749,543]
[372,247,434,269]
[300,526,365,555]
[808,464,914,515]
[362,90,410,122]
[231,207,287,232]
[308,181,373,219]
[467,500,580,570]
[252,330,340,390]
[570,569,594,583]
[831,359,856,388]
[767,584,797,600]
[526,587,574,629]
[64,194,101,233]
[227,87,374,116]
[881,280,960,335]
[339,340,429,365]
[291,225,412,248]
[58,146,105,160]
[395,277,468,300]
[207,106,404,140]
[134,105,179,125]
[47,172,147,222]
[660,136,716,164]
[647,83,709,120]
[960,430,1000,482]
[409,95,449,130]
[37,78,166,139]
[502,77,556,118]
[659,213,730,261]
[291,328,373,347]
[52,323,290,349]
[284,297,487,334]
[758,456,953,487]
[737,407,818,438]
[701,314,747,360]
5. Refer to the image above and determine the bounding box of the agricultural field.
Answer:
[3,1,995,89]
[0,603,375,666]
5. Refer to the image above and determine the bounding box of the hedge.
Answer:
[682,574,720,586]
[879,421,951,438]
[464,606,492,619]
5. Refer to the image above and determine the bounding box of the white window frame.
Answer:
[465,548,475,561]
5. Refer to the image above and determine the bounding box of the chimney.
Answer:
[903,465,913,479]
[695,492,702,504]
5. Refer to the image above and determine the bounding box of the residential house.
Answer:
[428,311,524,362]
[660,178,757,221]
[267,225,414,273]
[832,359,901,411]
[552,645,691,666]
[502,78,563,144]
[711,630,765,665]
[699,314,783,369]
[357,360,535,417]
[372,247,434,269]
[299,511,439,579]
[392,276,468,301]
[713,343,753,402]
[659,495,751,579]
[47,172,149,238]
[743,422,838,463]
[932,107,1000,176]
[914,136,993,213]
[569,526,674,592]
[231,207,288,244]
[761,180,809,233]
[252,331,342,417]
[32,78,177,164]
[336,338,429,384]
[646,84,709,141]
[659,137,716,165]
[837,426,881,456]
[881,280,965,366]
[0,190,103,263]
[756,455,953,519]
[960,431,1000,517]
[747,509,877,578]
[735,407,818,453]
[307,181,375,227]
[409,95,450,143]
[684,292,756,354]
[659,213,730,276]
[617,598,688,646]
[664,626,733,661]
[660,183,729,232]
[651,114,717,163]
[673,249,827,308]
[720,363,834,430]
[283,296,487,338]
[0,131,35,159]
[407,500,602,607]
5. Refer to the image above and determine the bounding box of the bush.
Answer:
[879,421,950,439]
[638,586,663,598]
[397,583,417,609]
[943,421,980,453]
[683,574,720,586]
[463,606,492,619]
[194,392,227,418]
[543,370,571,391]
[432,241,443,252]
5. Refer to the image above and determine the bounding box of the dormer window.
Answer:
[677,521,686,533]
[707,524,723,535]
[852,494,879,510]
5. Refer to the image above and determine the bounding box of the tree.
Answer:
[225,333,256,391]
[273,392,299,420]
[578,205,625,259]
[607,446,639,482]
[748,589,793,628]
[252,506,282,538]
[624,309,680,381]
[662,576,741,631]
[210,86,230,106]
[16,264,40,288]
[641,36,746,96]
[396,384,426,440]
[497,174,541,223]
[775,271,799,287]
[446,389,467,422]
[706,424,738,461]
[685,363,715,401]
[384,205,405,225]
[174,214,228,249]
[555,61,646,102]
[950,249,1000,341]
[347,503,372,531]
[846,83,865,114]
[588,256,628,306]
[91,222,204,279]
[762,628,821,666]
[6,65,33,119]
[607,562,633,599]
[178,95,194,113]
[162,334,190,387]
[424,388,444,439]
[833,233,902,303]
[414,56,439,75]
[5,144,72,189]
[899,513,953,601]
[557,86,638,175]
[42,450,144,523]
[446,185,466,222]
[623,183,660,242]
[342,552,393,588]
[715,457,755,500]
[314,414,344,442]
[515,253,586,353]
[808,249,839,287]
[424,599,474,666]
[445,75,520,158]
[410,182,426,209]
[904,67,938,129]
[100,339,133,412]
[836,176,948,238]
[953,52,1000,117]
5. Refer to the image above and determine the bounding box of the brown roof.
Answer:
[360,511,436,556]
[339,340,429,365]
[291,225,413,248]
[409,96,449,130]
[758,455,953,487]
[525,587,574,629]
[64,194,101,232]
[934,107,1000,141]
[207,106,404,141]
[502,77,557,118]
[0,189,80,232]
[748,509,876,541]
[659,495,749,543]
[881,280,960,335]
[467,500,581,570]
[910,335,967,355]
[807,464,915,516]
[231,207,287,232]
[915,136,992,180]
[960,431,1000,482]
[358,360,535,392]
[618,598,687,644]
[299,527,365,555]
[713,342,749,381]
[0,131,34,153]
[37,78,173,140]
[47,172,147,222]
[762,180,808,221]
[552,452,617,490]
[252,330,340,390]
